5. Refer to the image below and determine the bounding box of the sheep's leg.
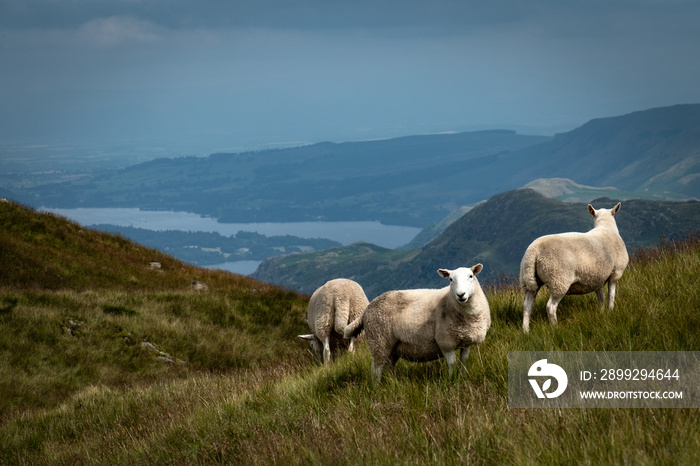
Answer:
[456,347,471,374]
[348,336,356,353]
[378,355,398,379]
[460,346,471,366]
[322,336,331,365]
[443,350,457,377]
[371,360,385,384]
[545,294,564,327]
[388,354,399,370]
[595,288,605,308]
[522,289,538,333]
[608,281,617,310]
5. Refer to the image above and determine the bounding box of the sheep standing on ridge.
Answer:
[344,265,491,383]
[298,278,369,364]
[520,202,629,333]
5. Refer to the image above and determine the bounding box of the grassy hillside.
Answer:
[0,201,221,291]
[2,200,700,463]
[0,200,312,420]
[252,242,420,296]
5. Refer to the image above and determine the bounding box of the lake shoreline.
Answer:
[42,207,421,248]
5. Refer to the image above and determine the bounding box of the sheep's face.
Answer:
[438,264,483,303]
[309,340,322,359]
[298,334,322,359]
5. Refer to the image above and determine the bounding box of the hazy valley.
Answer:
[3,104,700,295]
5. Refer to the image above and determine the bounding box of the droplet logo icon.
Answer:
[528,359,568,399]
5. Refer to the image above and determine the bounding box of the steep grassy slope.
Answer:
[2,225,699,464]
[0,200,311,419]
[1,200,213,291]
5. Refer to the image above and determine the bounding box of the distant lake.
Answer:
[204,260,262,276]
[43,207,421,249]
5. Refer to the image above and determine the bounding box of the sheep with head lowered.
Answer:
[520,202,629,333]
[344,265,490,383]
[298,278,369,364]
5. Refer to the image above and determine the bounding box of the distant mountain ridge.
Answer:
[403,176,674,251]
[12,104,700,230]
[520,177,688,203]
[512,104,700,196]
[16,130,549,227]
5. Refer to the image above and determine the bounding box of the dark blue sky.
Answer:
[2,0,700,154]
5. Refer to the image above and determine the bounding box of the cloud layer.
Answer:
[2,0,700,151]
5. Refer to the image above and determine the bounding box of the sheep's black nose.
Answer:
[457,292,466,301]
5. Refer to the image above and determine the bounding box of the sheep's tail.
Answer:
[343,313,364,340]
[519,246,540,292]
[333,297,350,335]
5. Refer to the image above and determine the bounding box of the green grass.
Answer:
[0,201,312,420]
[2,201,700,464]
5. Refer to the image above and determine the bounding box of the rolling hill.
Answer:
[252,189,700,297]
[399,189,700,289]
[13,130,549,227]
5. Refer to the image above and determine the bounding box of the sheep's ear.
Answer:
[438,269,451,278]
[588,204,596,216]
[298,334,315,341]
[612,202,621,215]
[471,263,483,275]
